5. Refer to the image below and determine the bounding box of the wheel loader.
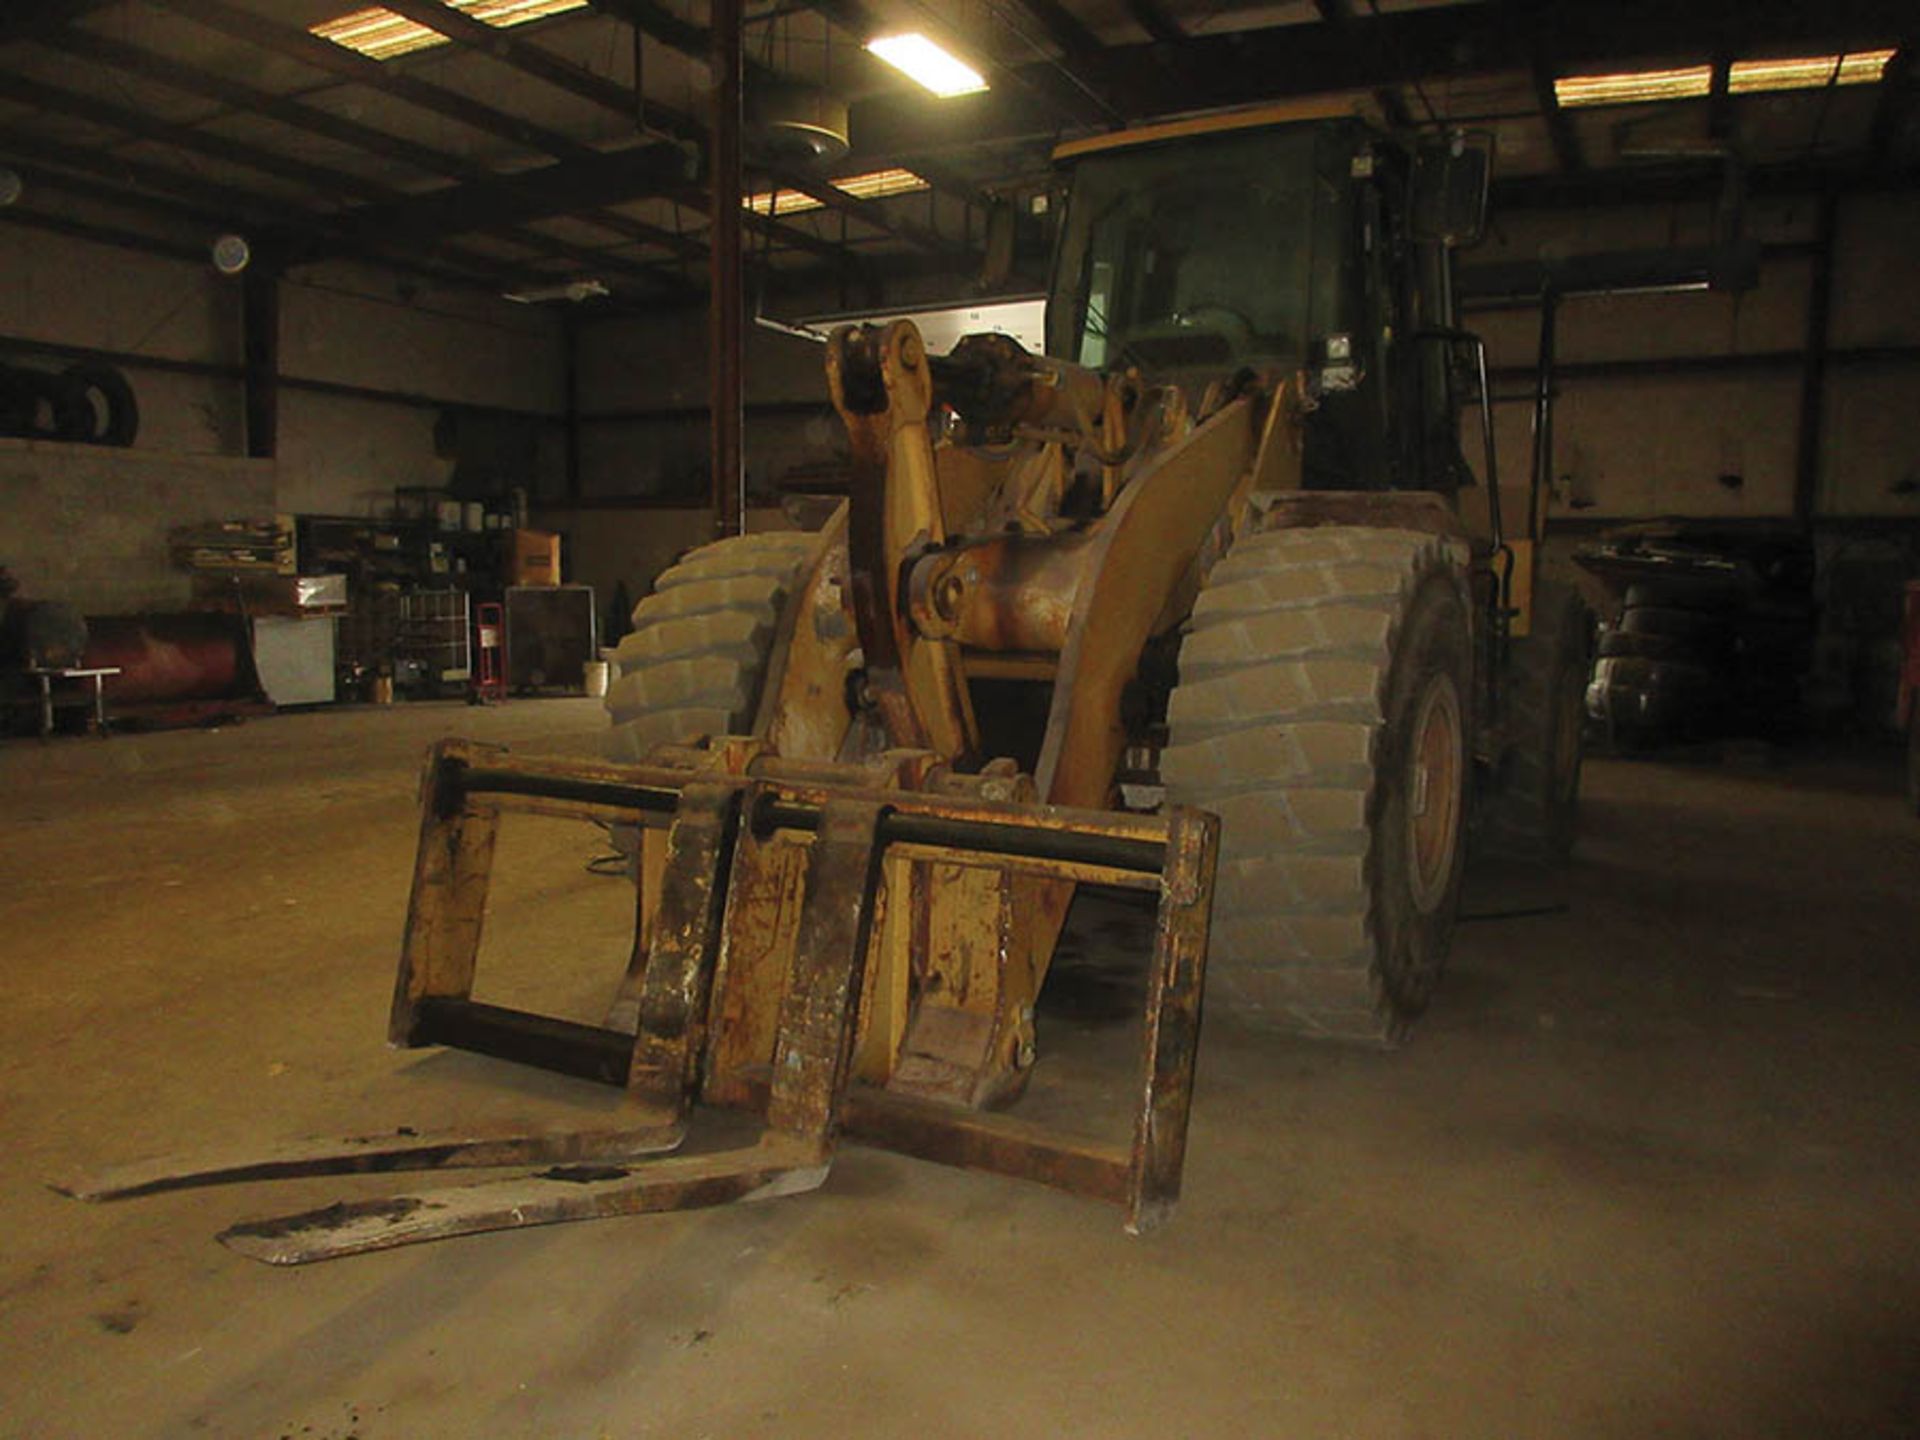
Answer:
[62,108,1587,1262]
[609,108,1588,1045]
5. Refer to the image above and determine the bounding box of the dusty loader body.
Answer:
[65,111,1586,1261]
[612,111,1584,1054]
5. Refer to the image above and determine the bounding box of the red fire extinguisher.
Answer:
[472,601,506,704]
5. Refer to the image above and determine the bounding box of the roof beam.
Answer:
[0,128,536,291]
[310,146,696,252]
[1868,40,1917,169]
[374,0,703,145]
[35,26,703,269]
[1707,50,1735,141]
[1493,155,1918,211]
[1013,0,1103,59]
[408,0,976,258]
[152,0,602,163]
[597,0,1106,156]
[1531,43,1585,172]
[589,0,707,60]
[0,128,296,228]
[1312,0,1414,129]
[1122,0,1184,45]
[845,0,1916,163]
[0,205,209,265]
[0,0,121,46]
[2,159,238,232]
[803,0,1117,125]
[0,72,394,204]
[132,2,746,287]
[759,167,970,264]
[0,71,684,289]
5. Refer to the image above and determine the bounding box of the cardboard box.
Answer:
[510,529,561,586]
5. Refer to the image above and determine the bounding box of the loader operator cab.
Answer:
[1046,115,1491,505]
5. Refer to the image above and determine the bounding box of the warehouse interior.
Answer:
[3,0,1918,1435]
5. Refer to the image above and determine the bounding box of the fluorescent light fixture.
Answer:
[744,168,930,215]
[313,0,588,61]
[1555,65,1713,108]
[1555,47,1898,108]
[865,34,988,98]
[503,278,609,304]
[1728,49,1896,94]
[832,167,931,201]
[745,188,820,217]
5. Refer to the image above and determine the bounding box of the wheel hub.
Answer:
[1407,674,1463,913]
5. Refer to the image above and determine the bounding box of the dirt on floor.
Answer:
[1,702,1917,1439]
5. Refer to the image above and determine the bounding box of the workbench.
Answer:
[25,667,120,738]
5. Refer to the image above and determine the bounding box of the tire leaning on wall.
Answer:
[60,363,140,448]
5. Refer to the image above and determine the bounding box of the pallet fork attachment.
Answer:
[60,739,1218,1263]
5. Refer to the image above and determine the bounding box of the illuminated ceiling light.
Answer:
[1554,64,1713,108]
[744,188,823,217]
[312,0,588,61]
[1728,49,1896,94]
[503,278,609,304]
[864,34,989,98]
[832,167,930,201]
[744,168,930,215]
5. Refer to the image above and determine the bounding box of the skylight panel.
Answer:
[1727,49,1896,94]
[1555,48,1899,109]
[312,0,589,61]
[1554,65,1713,109]
[744,169,930,216]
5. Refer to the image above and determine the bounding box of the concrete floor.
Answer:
[2,702,1917,1439]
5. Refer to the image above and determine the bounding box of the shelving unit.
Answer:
[395,588,471,695]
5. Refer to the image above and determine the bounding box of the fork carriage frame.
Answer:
[63,736,1218,1263]
[393,738,1219,1235]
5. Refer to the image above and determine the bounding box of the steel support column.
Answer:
[708,0,745,538]
[1793,194,1839,527]
[564,312,582,501]
[242,265,279,461]
[1527,290,1559,542]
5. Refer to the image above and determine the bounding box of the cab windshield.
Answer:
[1047,127,1320,375]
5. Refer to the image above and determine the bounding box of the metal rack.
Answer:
[395,588,472,694]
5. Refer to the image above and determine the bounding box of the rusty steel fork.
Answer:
[58,740,1219,1263]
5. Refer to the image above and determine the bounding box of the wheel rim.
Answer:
[1406,674,1463,913]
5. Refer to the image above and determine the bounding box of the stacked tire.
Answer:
[1588,574,1812,750]
[1480,579,1592,863]
[0,361,138,446]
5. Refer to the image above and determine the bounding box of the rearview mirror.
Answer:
[1410,132,1492,247]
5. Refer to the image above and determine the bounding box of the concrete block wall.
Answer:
[1,222,567,617]
[573,308,835,502]
[0,438,273,614]
[533,504,801,632]
[1471,191,1920,526]
[274,265,568,515]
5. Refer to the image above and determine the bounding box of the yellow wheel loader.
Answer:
[63,111,1586,1262]
[611,111,1586,1047]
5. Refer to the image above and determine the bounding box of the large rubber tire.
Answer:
[60,362,140,447]
[1619,605,1733,644]
[1161,526,1474,1044]
[604,531,816,762]
[1598,630,1705,663]
[1479,579,1591,864]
